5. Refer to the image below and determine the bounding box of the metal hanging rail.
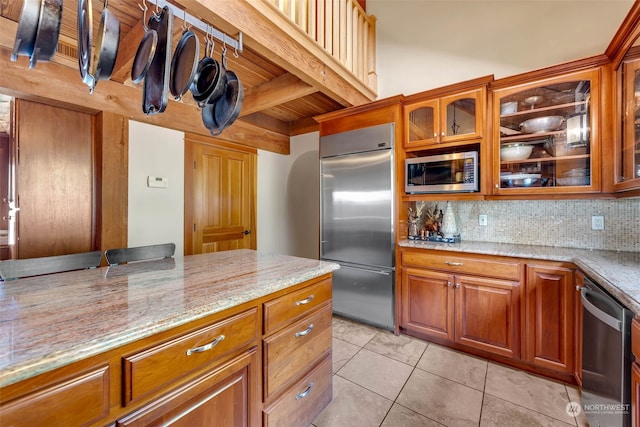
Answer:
[146,0,243,53]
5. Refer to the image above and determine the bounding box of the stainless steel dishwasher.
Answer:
[580,276,632,427]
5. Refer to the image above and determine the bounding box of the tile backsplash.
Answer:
[415,198,640,252]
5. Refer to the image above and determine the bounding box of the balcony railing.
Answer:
[265,0,377,91]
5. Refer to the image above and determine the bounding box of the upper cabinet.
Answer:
[616,53,640,190]
[403,77,490,150]
[606,2,640,195]
[491,68,602,195]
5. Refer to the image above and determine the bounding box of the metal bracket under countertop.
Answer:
[145,0,243,53]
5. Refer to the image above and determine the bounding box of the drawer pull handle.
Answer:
[295,382,314,400]
[445,261,463,266]
[186,335,225,356]
[296,295,314,306]
[295,324,314,337]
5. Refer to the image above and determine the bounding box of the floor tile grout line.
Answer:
[483,389,578,426]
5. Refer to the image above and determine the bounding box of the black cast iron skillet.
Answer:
[169,20,199,101]
[201,69,243,136]
[142,6,172,115]
[131,2,157,84]
[190,30,226,107]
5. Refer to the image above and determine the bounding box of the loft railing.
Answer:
[265,0,377,91]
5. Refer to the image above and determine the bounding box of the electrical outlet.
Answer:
[592,215,605,230]
[479,214,488,226]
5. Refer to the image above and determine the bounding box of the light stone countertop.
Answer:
[0,249,339,388]
[400,240,640,315]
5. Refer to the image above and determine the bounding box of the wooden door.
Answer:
[454,274,520,359]
[400,267,454,343]
[15,100,96,258]
[185,136,256,254]
[525,264,575,373]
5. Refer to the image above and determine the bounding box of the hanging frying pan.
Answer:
[142,6,172,115]
[77,0,93,87]
[29,0,63,69]
[131,2,157,84]
[89,0,120,91]
[201,69,243,136]
[169,17,199,101]
[11,0,41,62]
[189,28,226,107]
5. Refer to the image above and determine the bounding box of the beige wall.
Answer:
[369,0,633,97]
[257,132,320,258]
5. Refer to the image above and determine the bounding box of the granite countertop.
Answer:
[400,239,640,315]
[0,249,339,388]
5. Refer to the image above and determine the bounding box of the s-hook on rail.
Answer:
[145,0,243,53]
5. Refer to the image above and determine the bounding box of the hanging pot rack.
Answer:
[145,0,243,54]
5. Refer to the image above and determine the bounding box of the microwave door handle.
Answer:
[580,287,622,332]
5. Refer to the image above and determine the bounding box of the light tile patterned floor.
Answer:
[312,316,590,427]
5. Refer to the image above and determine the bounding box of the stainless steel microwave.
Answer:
[405,151,479,193]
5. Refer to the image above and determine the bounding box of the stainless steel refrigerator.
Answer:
[320,122,395,331]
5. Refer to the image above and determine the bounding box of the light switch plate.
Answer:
[147,176,169,188]
[479,214,488,226]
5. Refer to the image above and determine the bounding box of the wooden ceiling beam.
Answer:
[0,46,290,154]
[111,20,145,84]
[240,73,317,117]
[175,0,375,107]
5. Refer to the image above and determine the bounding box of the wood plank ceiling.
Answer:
[0,0,377,153]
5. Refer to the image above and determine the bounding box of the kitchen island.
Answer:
[0,249,339,426]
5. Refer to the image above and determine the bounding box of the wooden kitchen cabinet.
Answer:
[400,249,521,359]
[0,364,110,427]
[0,272,334,427]
[403,79,488,149]
[491,67,603,195]
[262,280,333,426]
[117,349,258,427]
[525,263,575,375]
[615,52,640,193]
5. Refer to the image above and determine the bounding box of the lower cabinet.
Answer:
[400,248,579,382]
[117,349,258,427]
[401,250,521,360]
[525,264,575,374]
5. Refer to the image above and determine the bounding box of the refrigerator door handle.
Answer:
[339,264,394,276]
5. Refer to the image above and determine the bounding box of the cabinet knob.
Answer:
[433,132,438,138]
[447,281,452,287]
[441,132,445,137]
[455,283,461,289]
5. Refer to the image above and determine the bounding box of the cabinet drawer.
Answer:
[402,251,520,281]
[263,277,332,335]
[0,365,110,427]
[264,303,332,399]
[263,353,332,427]
[123,308,258,405]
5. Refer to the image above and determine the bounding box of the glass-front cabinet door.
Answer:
[617,57,640,190]
[492,69,600,194]
[404,88,485,149]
